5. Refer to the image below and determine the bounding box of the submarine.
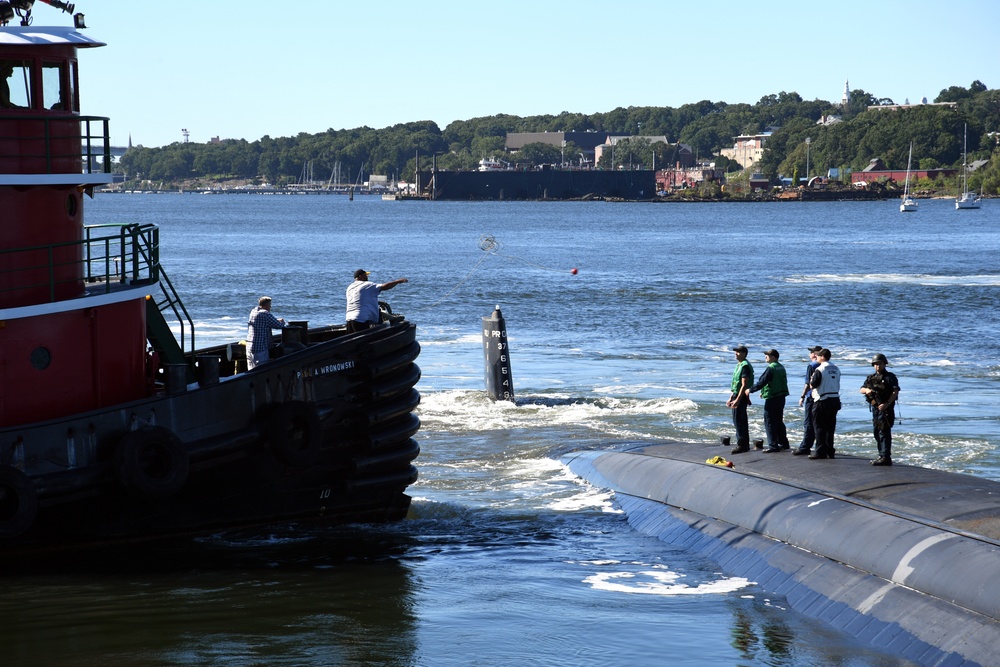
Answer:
[562,441,1000,667]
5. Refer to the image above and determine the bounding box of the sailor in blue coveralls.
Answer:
[793,346,823,456]
[808,348,841,459]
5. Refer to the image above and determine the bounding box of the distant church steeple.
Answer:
[841,79,851,108]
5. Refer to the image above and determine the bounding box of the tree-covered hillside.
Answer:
[119,81,1000,194]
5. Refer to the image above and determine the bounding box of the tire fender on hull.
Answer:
[266,401,323,466]
[114,426,191,498]
[0,466,38,539]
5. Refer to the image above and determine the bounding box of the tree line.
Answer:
[119,81,1000,194]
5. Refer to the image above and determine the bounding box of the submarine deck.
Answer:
[562,441,1000,667]
[627,441,1000,544]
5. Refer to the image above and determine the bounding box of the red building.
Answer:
[850,158,957,185]
[657,164,723,191]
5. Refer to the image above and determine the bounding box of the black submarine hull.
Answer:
[562,442,1000,667]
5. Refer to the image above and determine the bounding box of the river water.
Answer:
[2,194,997,666]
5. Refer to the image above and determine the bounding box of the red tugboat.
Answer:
[0,2,420,562]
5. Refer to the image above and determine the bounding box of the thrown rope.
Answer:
[421,235,502,309]
[415,234,575,311]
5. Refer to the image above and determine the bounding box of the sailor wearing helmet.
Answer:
[860,353,900,466]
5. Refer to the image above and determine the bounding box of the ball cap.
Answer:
[354,269,369,280]
[808,345,823,353]
[732,345,748,355]
[764,348,779,358]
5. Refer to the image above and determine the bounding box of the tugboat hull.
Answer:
[1,322,421,560]
[0,18,422,566]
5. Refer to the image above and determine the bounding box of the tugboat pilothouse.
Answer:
[0,2,421,562]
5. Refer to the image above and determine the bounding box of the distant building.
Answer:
[593,135,673,166]
[749,173,770,191]
[505,131,623,162]
[656,163,722,190]
[851,158,956,185]
[867,101,958,112]
[719,127,777,170]
[842,79,850,108]
[664,143,694,169]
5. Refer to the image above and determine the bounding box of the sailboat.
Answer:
[955,123,982,209]
[900,141,917,213]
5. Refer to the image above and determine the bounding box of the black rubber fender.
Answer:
[266,401,322,466]
[0,466,38,539]
[368,413,421,450]
[114,426,190,498]
[351,438,421,476]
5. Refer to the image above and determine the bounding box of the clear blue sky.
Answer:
[55,0,1000,148]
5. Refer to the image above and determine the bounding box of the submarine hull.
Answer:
[563,442,1000,667]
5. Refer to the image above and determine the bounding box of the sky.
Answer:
[40,0,1000,148]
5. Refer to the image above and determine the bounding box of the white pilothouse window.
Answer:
[0,59,32,109]
[42,61,68,111]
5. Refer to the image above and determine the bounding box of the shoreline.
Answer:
[97,187,989,204]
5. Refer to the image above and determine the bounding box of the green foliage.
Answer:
[973,146,1000,195]
[117,81,996,192]
[595,138,663,170]
[512,142,562,166]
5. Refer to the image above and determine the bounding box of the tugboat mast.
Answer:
[0,0,84,28]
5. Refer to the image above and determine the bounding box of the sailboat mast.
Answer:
[963,124,968,194]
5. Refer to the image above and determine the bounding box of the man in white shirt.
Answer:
[345,269,408,333]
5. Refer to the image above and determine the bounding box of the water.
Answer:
[3,194,997,666]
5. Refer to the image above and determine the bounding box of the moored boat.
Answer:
[955,123,982,210]
[0,5,421,563]
[477,157,509,171]
[899,141,917,213]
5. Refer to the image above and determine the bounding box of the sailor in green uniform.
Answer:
[745,348,790,452]
[726,345,754,453]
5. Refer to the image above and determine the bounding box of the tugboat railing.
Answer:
[120,225,196,356]
[0,223,195,354]
[0,114,111,174]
